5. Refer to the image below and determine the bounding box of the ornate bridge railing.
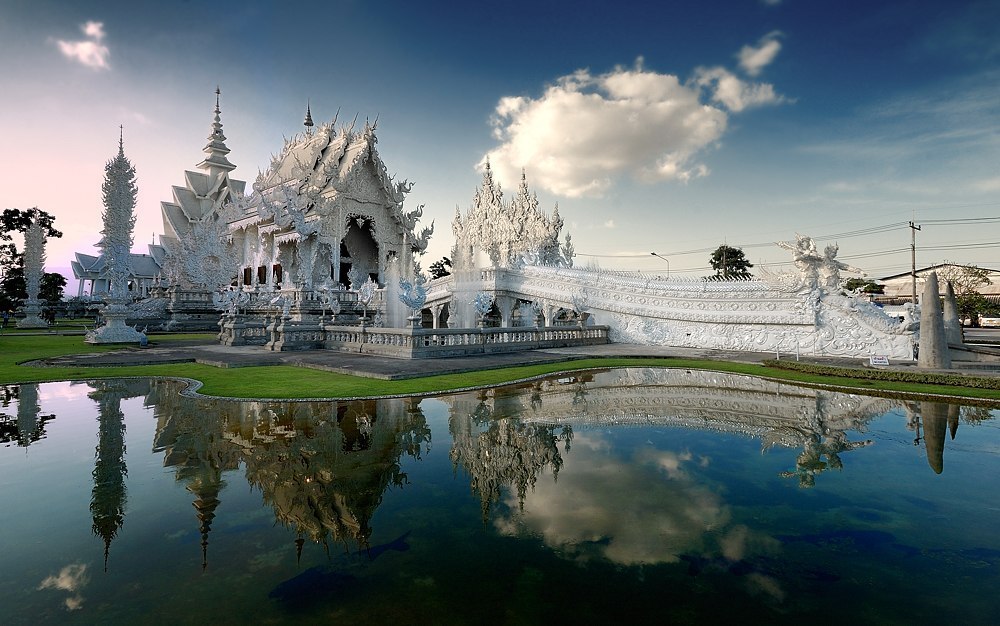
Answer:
[315,324,607,358]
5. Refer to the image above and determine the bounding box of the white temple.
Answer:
[70,89,916,359]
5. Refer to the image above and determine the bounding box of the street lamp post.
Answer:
[650,252,670,278]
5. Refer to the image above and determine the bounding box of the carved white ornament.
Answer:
[17,214,47,328]
[452,164,573,271]
[472,291,494,317]
[398,275,428,312]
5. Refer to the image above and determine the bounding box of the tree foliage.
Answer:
[843,277,885,294]
[936,262,997,326]
[709,245,753,280]
[0,268,66,312]
[429,256,452,279]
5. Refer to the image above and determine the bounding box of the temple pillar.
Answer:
[543,302,555,327]
[431,304,444,329]
[496,295,515,328]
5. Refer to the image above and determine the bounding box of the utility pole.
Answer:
[910,221,921,304]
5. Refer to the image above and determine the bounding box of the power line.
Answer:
[575,215,1000,274]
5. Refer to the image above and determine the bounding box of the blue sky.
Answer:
[2,0,998,289]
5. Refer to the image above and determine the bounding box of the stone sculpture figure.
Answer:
[820,243,864,291]
[776,234,823,289]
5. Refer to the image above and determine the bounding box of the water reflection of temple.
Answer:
[0,384,56,448]
[448,368,903,490]
[86,379,151,570]
[448,386,574,519]
[147,380,430,565]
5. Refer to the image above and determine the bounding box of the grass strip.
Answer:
[3,334,1000,402]
[763,359,1000,389]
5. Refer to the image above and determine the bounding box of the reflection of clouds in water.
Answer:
[635,447,696,479]
[39,382,93,404]
[495,433,729,565]
[37,563,89,611]
[718,524,780,562]
[746,572,786,602]
[496,432,783,605]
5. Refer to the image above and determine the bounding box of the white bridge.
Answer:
[423,261,915,360]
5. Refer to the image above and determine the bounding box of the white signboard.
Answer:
[869,355,889,366]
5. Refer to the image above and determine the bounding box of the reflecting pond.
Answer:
[1,369,999,624]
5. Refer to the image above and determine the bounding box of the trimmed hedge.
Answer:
[762,359,1000,390]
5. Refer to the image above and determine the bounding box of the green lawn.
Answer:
[2,332,1000,403]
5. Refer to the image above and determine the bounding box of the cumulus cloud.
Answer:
[739,32,783,76]
[38,563,89,611]
[485,45,786,198]
[56,21,110,70]
[693,67,786,112]
[485,61,726,198]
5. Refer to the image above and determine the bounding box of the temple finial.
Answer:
[198,86,236,172]
[303,100,314,131]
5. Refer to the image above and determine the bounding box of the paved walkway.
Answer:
[32,335,992,381]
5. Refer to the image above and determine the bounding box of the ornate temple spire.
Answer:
[86,132,146,344]
[189,479,222,572]
[98,129,138,296]
[303,101,314,133]
[197,87,236,173]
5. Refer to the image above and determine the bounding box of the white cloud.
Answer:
[38,563,89,611]
[604,219,616,229]
[694,66,786,113]
[56,21,110,70]
[485,61,727,198]
[738,32,783,76]
[973,177,1000,192]
[485,43,788,198]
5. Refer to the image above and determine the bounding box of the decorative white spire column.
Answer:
[86,128,146,344]
[17,212,48,328]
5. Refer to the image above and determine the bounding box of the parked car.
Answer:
[979,317,1000,327]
